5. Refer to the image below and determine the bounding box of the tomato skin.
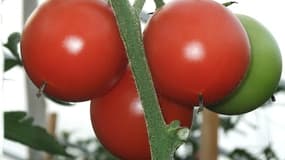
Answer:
[143,0,250,106]
[21,0,127,102]
[207,14,282,115]
[90,69,193,160]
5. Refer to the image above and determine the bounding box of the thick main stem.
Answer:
[109,0,184,159]
[133,0,145,13]
[109,0,165,129]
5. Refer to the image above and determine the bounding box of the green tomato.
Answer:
[207,14,282,115]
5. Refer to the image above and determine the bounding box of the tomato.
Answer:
[21,0,127,102]
[143,0,250,106]
[207,14,282,115]
[90,68,193,160]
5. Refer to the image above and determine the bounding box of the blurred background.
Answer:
[1,0,285,160]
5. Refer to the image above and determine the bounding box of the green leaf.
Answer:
[93,140,119,160]
[3,32,22,61]
[3,32,23,71]
[228,148,258,160]
[223,1,238,7]
[4,58,21,71]
[154,0,164,9]
[263,145,279,160]
[4,111,72,157]
[220,117,241,133]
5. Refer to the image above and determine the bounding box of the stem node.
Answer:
[177,128,190,141]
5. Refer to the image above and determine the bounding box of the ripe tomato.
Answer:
[21,0,127,102]
[90,68,193,160]
[207,14,282,115]
[143,0,250,106]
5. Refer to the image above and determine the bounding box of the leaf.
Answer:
[219,117,241,133]
[228,148,258,160]
[4,111,72,157]
[4,58,21,71]
[223,1,238,7]
[93,140,119,160]
[263,145,279,160]
[3,32,22,61]
[3,32,23,71]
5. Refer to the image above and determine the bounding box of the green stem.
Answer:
[109,0,187,159]
[109,0,165,129]
[133,0,145,14]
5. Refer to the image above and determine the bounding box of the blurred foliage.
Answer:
[4,111,71,157]
[173,110,279,160]
[51,110,280,160]
[3,32,22,71]
[226,145,279,160]
[220,116,241,133]
[54,131,118,160]
[228,148,258,160]
[263,145,279,160]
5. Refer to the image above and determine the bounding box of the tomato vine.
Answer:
[109,0,189,159]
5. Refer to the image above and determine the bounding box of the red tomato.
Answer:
[21,0,127,102]
[90,68,193,160]
[143,0,250,106]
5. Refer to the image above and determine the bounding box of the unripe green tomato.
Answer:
[207,14,282,115]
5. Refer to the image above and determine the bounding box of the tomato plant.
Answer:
[21,0,127,102]
[90,68,193,160]
[207,14,282,115]
[14,0,283,159]
[143,0,251,106]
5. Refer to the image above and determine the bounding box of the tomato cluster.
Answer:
[20,0,282,159]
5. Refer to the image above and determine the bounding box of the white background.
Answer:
[1,0,285,159]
